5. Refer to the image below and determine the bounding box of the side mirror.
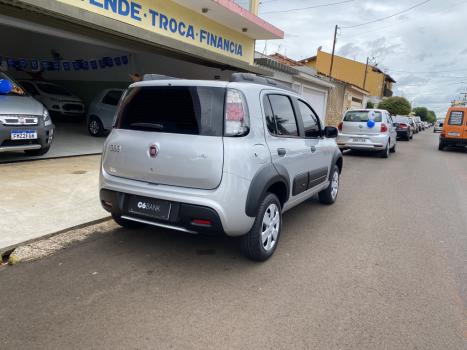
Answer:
[324,126,338,138]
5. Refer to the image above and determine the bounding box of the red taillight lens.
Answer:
[191,219,212,226]
[399,123,408,129]
[224,89,249,136]
[338,122,343,131]
[380,123,388,132]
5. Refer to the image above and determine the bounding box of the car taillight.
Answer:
[399,123,408,129]
[380,123,388,132]
[224,89,249,137]
[338,122,343,131]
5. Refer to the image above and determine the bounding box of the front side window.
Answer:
[448,111,464,125]
[298,100,321,138]
[267,94,299,137]
[102,90,123,106]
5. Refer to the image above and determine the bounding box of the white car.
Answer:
[434,118,444,133]
[87,89,124,136]
[18,80,85,119]
[337,109,397,158]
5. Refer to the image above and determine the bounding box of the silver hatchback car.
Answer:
[0,72,54,155]
[99,74,343,261]
[337,109,397,158]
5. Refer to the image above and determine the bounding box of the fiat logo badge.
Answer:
[149,144,159,158]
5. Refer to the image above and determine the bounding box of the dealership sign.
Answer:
[55,0,254,63]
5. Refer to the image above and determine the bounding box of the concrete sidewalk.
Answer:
[0,155,108,253]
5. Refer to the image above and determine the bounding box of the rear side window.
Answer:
[115,86,225,136]
[102,90,123,106]
[266,94,299,137]
[448,111,464,126]
[344,110,382,122]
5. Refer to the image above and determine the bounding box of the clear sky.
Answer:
[256,0,467,117]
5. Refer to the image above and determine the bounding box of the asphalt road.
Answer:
[1,131,466,350]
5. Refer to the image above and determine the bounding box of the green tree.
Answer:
[366,101,375,109]
[427,110,437,123]
[378,97,412,115]
[412,107,428,121]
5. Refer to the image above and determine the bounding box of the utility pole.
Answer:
[329,25,338,78]
[363,57,369,90]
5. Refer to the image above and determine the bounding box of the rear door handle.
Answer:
[277,148,286,156]
[310,146,316,153]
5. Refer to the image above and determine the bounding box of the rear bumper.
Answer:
[337,133,389,151]
[100,189,224,235]
[99,169,254,236]
[397,130,410,138]
[0,124,54,153]
[440,136,466,147]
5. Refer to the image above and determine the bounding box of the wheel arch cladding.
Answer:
[333,149,343,174]
[245,164,290,217]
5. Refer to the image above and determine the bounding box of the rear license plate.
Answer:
[352,138,367,143]
[447,132,461,137]
[127,196,171,220]
[11,130,37,140]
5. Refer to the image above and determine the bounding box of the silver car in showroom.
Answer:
[87,88,124,136]
[337,109,397,158]
[0,72,54,156]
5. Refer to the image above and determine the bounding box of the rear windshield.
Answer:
[115,86,225,136]
[0,72,27,96]
[395,116,409,123]
[344,110,382,122]
[448,111,464,125]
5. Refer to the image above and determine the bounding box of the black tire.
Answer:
[319,165,340,205]
[24,146,50,156]
[240,193,282,262]
[88,116,104,137]
[112,213,145,228]
[438,140,445,151]
[381,142,390,158]
[390,142,396,153]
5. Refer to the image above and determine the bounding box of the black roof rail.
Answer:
[142,74,180,81]
[230,73,294,92]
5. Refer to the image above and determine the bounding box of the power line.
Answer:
[261,0,354,14]
[341,0,432,29]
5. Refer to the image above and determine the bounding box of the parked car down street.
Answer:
[438,106,467,150]
[337,109,397,158]
[0,71,54,156]
[434,118,444,133]
[18,80,85,119]
[87,88,124,136]
[394,115,414,141]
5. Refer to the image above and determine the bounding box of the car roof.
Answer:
[130,79,299,96]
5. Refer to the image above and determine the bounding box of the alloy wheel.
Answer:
[331,170,339,199]
[89,120,100,135]
[261,203,280,251]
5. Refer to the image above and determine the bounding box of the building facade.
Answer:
[300,50,395,104]
[0,0,283,158]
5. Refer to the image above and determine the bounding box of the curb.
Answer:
[0,216,112,260]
